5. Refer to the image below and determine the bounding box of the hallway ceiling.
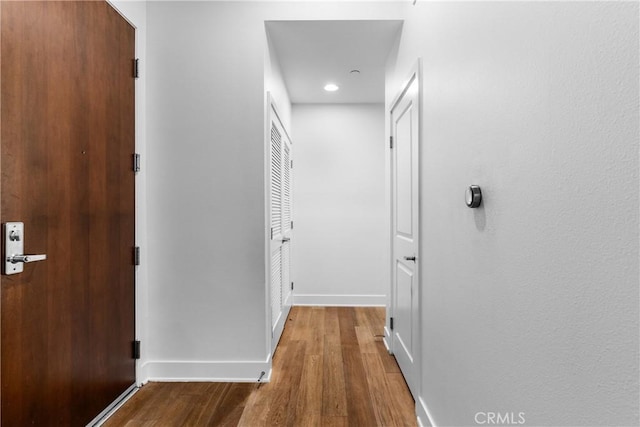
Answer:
[266,20,402,104]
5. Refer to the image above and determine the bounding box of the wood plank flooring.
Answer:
[104,307,416,426]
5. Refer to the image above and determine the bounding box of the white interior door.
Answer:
[390,70,420,399]
[269,98,293,352]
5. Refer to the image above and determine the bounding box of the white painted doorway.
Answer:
[389,63,421,399]
[268,94,294,353]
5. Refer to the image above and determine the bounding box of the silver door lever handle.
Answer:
[282,237,290,243]
[7,254,47,264]
[403,256,416,262]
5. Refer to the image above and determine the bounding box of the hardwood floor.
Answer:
[104,307,416,426]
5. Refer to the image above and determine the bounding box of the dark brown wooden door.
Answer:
[1,1,136,425]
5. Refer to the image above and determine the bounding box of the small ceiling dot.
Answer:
[350,69,361,74]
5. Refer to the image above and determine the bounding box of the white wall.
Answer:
[145,1,269,381]
[387,2,639,425]
[265,27,292,132]
[292,104,386,306]
[144,1,405,381]
[108,0,148,385]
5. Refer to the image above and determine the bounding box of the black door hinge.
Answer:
[291,221,294,230]
[133,58,140,79]
[133,153,141,172]
[290,160,293,169]
[291,281,294,290]
[134,246,141,266]
[270,228,274,240]
[390,317,394,330]
[390,136,394,149]
[133,340,141,359]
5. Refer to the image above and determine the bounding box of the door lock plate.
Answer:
[3,222,47,275]
[5,222,25,275]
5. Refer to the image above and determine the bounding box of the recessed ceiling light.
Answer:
[324,83,339,92]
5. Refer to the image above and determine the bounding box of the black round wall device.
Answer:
[465,185,482,208]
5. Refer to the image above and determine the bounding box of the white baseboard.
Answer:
[143,358,272,383]
[382,327,392,354]
[293,294,386,307]
[136,359,149,386]
[416,396,437,427]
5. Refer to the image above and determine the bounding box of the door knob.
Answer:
[7,254,47,264]
[403,256,416,262]
[282,237,290,243]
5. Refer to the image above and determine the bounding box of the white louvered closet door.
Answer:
[269,99,293,352]
[270,123,283,330]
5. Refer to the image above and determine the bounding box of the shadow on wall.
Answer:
[474,200,486,231]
